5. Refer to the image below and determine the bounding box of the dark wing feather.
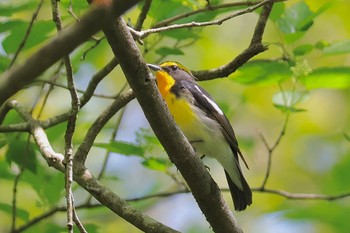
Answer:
[181,80,249,168]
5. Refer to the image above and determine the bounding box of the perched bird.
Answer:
[147,61,252,211]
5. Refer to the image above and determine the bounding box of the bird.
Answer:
[147,61,252,211]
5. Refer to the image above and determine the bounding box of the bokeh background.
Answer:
[0,0,349,232]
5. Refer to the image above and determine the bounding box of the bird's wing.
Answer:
[181,80,249,169]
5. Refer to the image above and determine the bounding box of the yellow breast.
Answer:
[156,71,197,130]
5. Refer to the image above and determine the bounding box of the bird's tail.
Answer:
[225,170,252,211]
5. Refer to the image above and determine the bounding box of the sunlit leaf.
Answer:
[322,40,350,55]
[94,141,145,157]
[0,202,30,221]
[142,157,170,172]
[231,60,292,85]
[273,91,309,112]
[300,67,350,89]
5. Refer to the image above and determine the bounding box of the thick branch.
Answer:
[0,0,140,105]
[103,17,242,233]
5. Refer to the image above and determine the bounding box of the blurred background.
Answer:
[0,0,349,232]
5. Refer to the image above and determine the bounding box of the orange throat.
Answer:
[156,71,175,98]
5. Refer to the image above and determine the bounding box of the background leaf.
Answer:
[272,91,309,112]
[94,141,145,157]
[300,67,350,89]
[231,60,292,85]
[322,40,350,55]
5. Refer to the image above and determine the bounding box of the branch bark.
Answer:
[102,17,243,233]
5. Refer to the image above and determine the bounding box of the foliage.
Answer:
[0,0,349,232]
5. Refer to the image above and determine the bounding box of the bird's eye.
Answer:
[170,65,178,71]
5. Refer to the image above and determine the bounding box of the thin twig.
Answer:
[30,79,116,99]
[85,83,128,204]
[192,0,274,81]
[259,113,290,189]
[152,0,284,28]
[8,0,44,68]
[135,0,152,31]
[131,0,271,40]
[252,188,350,200]
[72,208,87,233]
[81,37,105,60]
[51,0,81,231]
[74,88,135,166]
[10,171,23,233]
[30,62,64,118]
[6,99,177,233]
[67,0,80,22]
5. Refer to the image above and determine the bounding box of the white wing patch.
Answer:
[194,85,224,115]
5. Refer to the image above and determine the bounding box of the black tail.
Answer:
[225,170,252,211]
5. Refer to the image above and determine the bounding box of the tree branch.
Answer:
[0,0,140,105]
[51,0,81,231]
[192,0,275,80]
[103,17,243,233]
[132,0,272,40]
[5,98,179,233]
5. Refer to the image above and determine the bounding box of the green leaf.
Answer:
[231,60,292,85]
[276,1,314,33]
[0,138,7,149]
[0,55,10,71]
[272,91,309,112]
[156,46,184,56]
[315,40,331,50]
[2,20,54,54]
[21,163,64,206]
[0,159,15,180]
[94,141,145,157]
[344,133,350,142]
[322,40,350,55]
[149,0,192,22]
[160,28,200,40]
[300,67,350,89]
[0,202,30,221]
[269,1,285,21]
[5,138,37,173]
[276,1,332,43]
[293,44,314,56]
[74,223,99,233]
[0,1,37,17]
[142,157,170,172]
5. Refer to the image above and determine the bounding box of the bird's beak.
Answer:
[147,63,162,71]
